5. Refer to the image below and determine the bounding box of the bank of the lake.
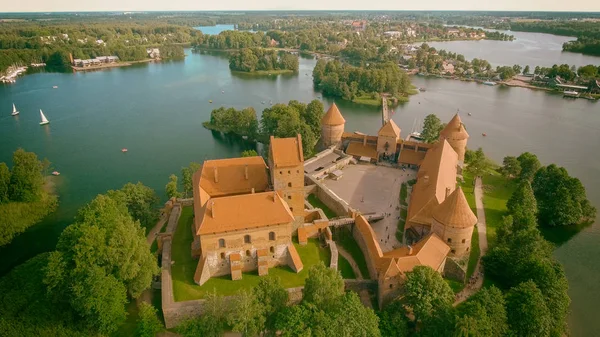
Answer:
[1,49,599,336]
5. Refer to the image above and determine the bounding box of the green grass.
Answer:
[307,194,337,218]
[337,254,356,279]
[480,171,516,245]
[232,69,295,76]
[459,171,477,213]
[466,226,480,280]
[352,95,383,106]
[171,206,331,301]
[400,183,408,206]
[445,279,464,294]
[334,227,370,279]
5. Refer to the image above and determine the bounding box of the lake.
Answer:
[193,24,236,35]
[424,29,600,68]
[0,47,599,335]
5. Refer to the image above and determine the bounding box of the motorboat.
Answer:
[51,171,60,176]
[121,148,128,153]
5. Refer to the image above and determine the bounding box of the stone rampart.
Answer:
[305,174,352,217]
[443,257,467,284]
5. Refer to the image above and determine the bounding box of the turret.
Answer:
[439,113,469,164]
[431,187,477,257]
[377,119,401,158]
[321,103,345,148]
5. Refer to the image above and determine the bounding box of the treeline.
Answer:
[563,37,600,56]
[229,48,299,73]
[0,149,57,246]
[203,100,324,157]
[484,31,514,41]
[176,264,380,336]
[313,59,412,101]
[0,182,161,336]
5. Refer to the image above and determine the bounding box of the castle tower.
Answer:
[431,187,477,257]
[321,103,346,148]
[439,113,469,165]
[377,119,401,158]
[268,135,305,221]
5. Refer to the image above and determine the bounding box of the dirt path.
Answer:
[336,246,364,280]
[146,214,168,245]
[454,176,488,305]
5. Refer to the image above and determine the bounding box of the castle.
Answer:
[190,102,477,307]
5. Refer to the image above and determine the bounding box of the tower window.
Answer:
[246,250,251,256]
[220,252,225,260]
[288,195,291,200]
[288,170,291,174]
[462,239,466,243]
[270,246,275,253]
[447,238,452,243]
[269,232,276,241]
[218,238,225,248]
[451,249,456,254]
[288,182,292,187]
[244,235,251,244]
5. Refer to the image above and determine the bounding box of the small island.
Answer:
[229,48,299,75]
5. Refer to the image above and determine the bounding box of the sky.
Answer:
[1,0,599,13]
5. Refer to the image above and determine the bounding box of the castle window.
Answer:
[244,235,251,244]
[288,195,291,200]
[288,170,291,174]
[389,284,393,289]
[462,239,466,243]
[220,252,225,260]
[269,232,276,241]
[280,170,283,175]
[290,207,294,212]
[288,182,292,187]
[270,246,275,253]
[447,238,452,243]
[246,250,251,256]
[297,170,299,173]
[466,247,470,252]
[218,238,225,248]
[451,249,456,254]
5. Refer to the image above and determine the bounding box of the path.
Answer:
[336,246,364,280]
[146,213,168,245]
[454,176,488,305]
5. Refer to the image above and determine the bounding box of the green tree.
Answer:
[302,99,325,136]
[165,174,180,199]
[378,300,409,337]
[506,181,538,229]
[0,162,10,203]
[516,152,541,182]
[228,290,265,337]
[136,302,163,337]
[241,149,259,157]
[465,148,492,177]
[455,286,508,337]
[532,164,596,226]
[254,277,288,335]
[577,64,599,78]
[8,148,45,202]
[329,292,381,337]
[506,281,552,337]
[403,265,454,323]
[500,155,521,179]
[178,290,227,337]
[523,65,530,74]
[44,194,158,334]
[181,162,202,197]
[302,263,344,311]
[107,182,160,231]
[421,114,444,143]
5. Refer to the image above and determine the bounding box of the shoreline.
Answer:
[71,58,156,72]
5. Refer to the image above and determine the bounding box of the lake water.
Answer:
[424,29,600,68]
[0,45,599,335]
[193,24,236,35]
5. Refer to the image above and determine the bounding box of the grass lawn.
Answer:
[334,227,370,279]
[171,206,331,301]
[337,254,356,279]
[400,183,408,206]
[352,95,383,106]
[480,171,516,245]
[445,279,464,294]
[307,194,337,218]
[459,171,477,213]
[466,225,480,279]
[232,69,295,76]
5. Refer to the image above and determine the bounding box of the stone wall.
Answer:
[305,174,352,217]
[443,257,466,283]
[161,203,182,329]
[431,218,474,257]
[328,240,338,271]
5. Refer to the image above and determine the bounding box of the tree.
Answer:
[506,281,552,337]
[254,277,288,335]
[8,148,45,202]
[506,181,538,229]
[302,263,344,310]
[181,162,202,197]
[421,114,444,143]
[403,265,454,323]
[523,65,530,74]
[455,286,508,337]
[378,300,409,337]
[465,148,492,177]
[532,164,595,226]
[500,156,521,179]
[178,290,227,337]
[136,302,163,337]
[228,290,264,337]
[165,174,180,199]
[516,152,541,182]
[44,194,158,334]
[241,150,258,157]
[328,292,381,337]
[0,162,10,203]
[302,99,325,136]
[577,64,598,78]
[107,182,160,231]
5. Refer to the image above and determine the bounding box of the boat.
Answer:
[563,90,580,98]
[51,171,60,176]
[121,148,128,153]
[11,103,19,116]
[261,101,265,104]
[483,81,497,86]
[482,133,487,137]
[52,85,58,89]
[468,112,472,116]
[418,87,427,92]
[221,90,225,94]
[39,109,49,125]
[209,100,213,103]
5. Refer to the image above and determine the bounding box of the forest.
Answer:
[312,59,412,103]
[228,48,299,73]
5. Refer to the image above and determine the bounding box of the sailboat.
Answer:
[39,109,49,125]
[11,103,19,116]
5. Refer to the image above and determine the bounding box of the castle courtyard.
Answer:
[321,164,417,252]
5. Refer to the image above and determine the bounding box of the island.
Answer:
[229,48,299,75]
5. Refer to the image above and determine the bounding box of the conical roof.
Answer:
[440,113,469,140]
[321,103,346,126]
[378,119,401,138]
[433,187,477,228]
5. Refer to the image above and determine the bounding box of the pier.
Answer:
[381,96,389,125]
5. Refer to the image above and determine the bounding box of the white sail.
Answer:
[39,109,49,124]
[12,104,16,113]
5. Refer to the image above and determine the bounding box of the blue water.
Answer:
[194,24,236,35]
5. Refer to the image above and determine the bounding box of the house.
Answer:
[351,20,367,31]
[147,48,160,59]
[405,27,417,37]
[268,38,279,47]
[447,28,460,36]
[442,61,455,75]
[590,79,600,94]
[384,31,402,38]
